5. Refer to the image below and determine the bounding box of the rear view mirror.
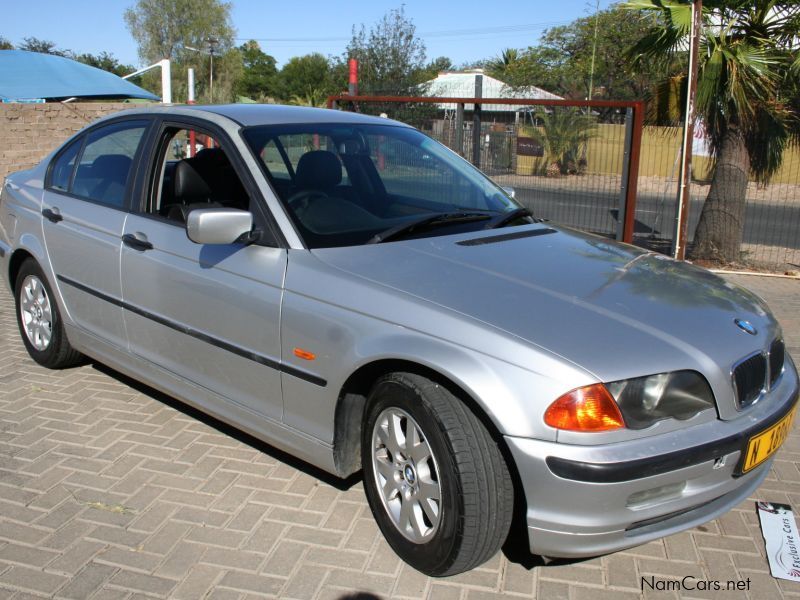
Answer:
[186,207,254,245]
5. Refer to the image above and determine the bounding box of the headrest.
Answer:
[295,150,342,190]
[91,154,132,179]
[174,160,212,199]
[192,147,227,168]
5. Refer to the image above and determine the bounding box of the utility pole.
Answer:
[673,0,702,259]
[184,38,219,104]
[207,37,218,104]
[588,0,600,103]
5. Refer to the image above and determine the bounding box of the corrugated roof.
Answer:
[423,69,561,111]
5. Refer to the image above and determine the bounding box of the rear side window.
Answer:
[50,139,81,192]
[70,120,148,208]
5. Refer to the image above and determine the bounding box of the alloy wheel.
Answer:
[371,407,442,543]
[19,275,53,351]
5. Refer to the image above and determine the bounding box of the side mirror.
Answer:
[186,207,254,245]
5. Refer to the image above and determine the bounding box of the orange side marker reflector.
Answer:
[544,383,625,432]
[293,348,316,361]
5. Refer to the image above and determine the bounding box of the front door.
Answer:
[120,124,286,421]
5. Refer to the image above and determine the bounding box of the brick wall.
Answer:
[0,103,140,182]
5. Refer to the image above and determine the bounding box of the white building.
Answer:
[422,68,561,114]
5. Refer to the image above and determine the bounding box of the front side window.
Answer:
[147,128,251,224]
[243,123,520,248]
[70,120,148,208]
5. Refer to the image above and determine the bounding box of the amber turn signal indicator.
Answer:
[544,383,625,432]
[293,348,316,361]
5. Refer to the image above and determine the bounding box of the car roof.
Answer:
[197,104,410,127]
[104,103,412,128]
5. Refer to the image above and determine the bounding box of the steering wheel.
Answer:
[286,189,329,213]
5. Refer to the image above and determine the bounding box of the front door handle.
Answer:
[42,207,63,223]
[122,232,153,251]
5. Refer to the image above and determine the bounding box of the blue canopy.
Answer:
[0,50,160,102]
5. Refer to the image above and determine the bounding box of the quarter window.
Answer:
[50,139,81,192]
[70,120,148,208]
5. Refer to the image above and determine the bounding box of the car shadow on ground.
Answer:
[501,517,593,570]
[89,361,362,493]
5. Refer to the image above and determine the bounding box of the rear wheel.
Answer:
[362,372,513,576]
[14,259,82,369]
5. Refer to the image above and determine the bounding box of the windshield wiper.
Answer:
[367,212,493,244]
[483,207,534,230]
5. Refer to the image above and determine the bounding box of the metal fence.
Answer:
[632,131,800,271]
[328,94,800,272]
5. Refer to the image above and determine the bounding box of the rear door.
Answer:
[119,120,287,421]
[42,119,151,348]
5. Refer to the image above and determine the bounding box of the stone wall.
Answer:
[0,103,139,182]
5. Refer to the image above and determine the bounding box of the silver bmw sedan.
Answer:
[0,104,796,576]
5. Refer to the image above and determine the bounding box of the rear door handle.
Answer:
[42,207,63,223]
[122,232,153,251]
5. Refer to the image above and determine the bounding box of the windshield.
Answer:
[242,123,524,248]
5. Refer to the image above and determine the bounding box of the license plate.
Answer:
[741,407,796,473]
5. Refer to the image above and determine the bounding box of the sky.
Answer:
[2,0,619,69]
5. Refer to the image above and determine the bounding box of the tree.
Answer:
[18,37,69,56]
[419,56,454,81]
[527,109,598,176]
[276,53,335,104]
[346,6,428,95]
[75,52,136,78]
[628,0,800,263]
[0,37,13,50]
[486,48,520,80]
[235,41,278,100]
[124,0,240,103]
[490,3,672,102]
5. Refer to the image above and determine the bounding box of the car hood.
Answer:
[313,225,779,419]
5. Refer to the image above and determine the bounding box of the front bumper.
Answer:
[506,359,799,558]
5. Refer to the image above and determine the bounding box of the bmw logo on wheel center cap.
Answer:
[734,318,758,336]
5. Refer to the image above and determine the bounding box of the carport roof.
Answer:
[0,50,159,102]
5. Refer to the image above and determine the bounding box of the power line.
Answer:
[234,20,572,44]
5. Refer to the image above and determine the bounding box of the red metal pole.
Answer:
[622,102,644,244]
[348,59,358,97]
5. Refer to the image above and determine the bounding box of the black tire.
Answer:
[361,372,514,576]
[14,259,83,369]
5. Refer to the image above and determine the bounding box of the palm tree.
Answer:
[486,48,520,80]
[528,109,598,176]
[627,0,799,263]
[289,89,327,108]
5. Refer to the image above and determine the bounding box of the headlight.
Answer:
[606,370,715,430]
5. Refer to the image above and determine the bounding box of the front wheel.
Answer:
[362,372,513,576]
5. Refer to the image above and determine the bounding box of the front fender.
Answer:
[280,287,594,444]
[348,331,553,440]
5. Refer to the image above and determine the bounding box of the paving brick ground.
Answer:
[0,273,798,599]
